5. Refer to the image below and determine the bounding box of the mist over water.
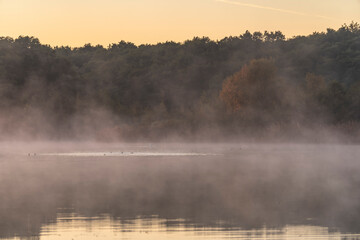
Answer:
[1,142,360,239]
[0,5,359,240]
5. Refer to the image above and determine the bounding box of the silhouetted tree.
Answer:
[0,23,359,139]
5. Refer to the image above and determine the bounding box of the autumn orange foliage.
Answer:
[220,59,278,113]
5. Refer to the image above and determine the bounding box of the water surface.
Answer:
[1,143,360,239]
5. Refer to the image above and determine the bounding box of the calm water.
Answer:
[1,143,360,239]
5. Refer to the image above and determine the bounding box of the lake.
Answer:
[0,143,360,239]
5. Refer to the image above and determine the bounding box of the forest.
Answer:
[0,22,359,141]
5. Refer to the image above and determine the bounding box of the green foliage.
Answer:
[0,23,359,139]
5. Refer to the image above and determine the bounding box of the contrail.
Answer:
[215,0,337,20]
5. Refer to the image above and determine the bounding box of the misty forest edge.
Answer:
[0,22,359,142]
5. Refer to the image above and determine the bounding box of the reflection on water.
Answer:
[39,213,360,240]
[40,151,215,157]
[1,143,360,239]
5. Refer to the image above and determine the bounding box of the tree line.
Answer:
[0,22,359,141]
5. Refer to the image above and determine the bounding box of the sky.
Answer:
[0,0,359,47]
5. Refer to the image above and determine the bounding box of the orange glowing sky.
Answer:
[0,0,359,47]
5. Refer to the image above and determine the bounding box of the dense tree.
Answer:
[0,23,359,140]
